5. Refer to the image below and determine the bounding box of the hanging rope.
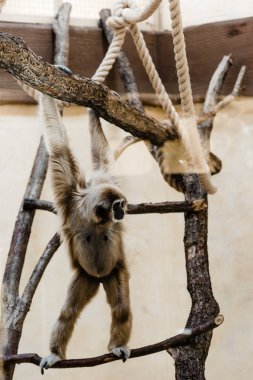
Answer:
[93,0,217,194]
[16,0,216,194]
[168,0,216,193]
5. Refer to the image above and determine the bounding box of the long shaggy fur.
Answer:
[39,95,132,371]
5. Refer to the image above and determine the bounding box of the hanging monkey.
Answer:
[39,94,132,373]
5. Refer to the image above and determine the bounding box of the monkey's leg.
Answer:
[40,269,99,373]
[102,266,132,362]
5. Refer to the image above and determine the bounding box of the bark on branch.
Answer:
[52,2,72,66]
[0,32,176,145]
[1,138,48,302]
[2,315,223,369]
[20,234,61,309]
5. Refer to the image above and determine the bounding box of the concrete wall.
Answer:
[0,100,253,379]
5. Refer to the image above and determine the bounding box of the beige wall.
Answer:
[160,0,252,29]
[0,100,253,379]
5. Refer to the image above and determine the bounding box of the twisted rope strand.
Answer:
[130,24,180,129]
[97,0,216,193]
[92,28,126,82]
[168,0,216,193]
[169,0,194,116]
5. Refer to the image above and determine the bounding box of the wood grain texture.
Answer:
[1,16,252,103]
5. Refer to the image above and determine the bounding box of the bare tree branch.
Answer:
[23,199,57,214]
[197,65,246,124]
[2,315,223,368]
[2,138,48,302]
[20,234,61,309]
[0,32,176,145]
[53,2,72,66]
[170,174,221,378]
[202,55,233,114]
[197,55,234,176]
[23,198,206,215]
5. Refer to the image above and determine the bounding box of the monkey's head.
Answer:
[92,185,127,225]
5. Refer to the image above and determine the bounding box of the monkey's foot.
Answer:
[40,353,61,375]
[110,346,131,362]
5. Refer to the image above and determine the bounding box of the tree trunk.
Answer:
[170,175,219,379]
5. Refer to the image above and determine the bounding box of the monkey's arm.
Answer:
[40,94,84,211]
[89,109,112,171]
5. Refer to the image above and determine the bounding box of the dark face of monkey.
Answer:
[112,199,125,221]
[94,189,127,224]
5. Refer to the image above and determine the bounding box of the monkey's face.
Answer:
[112,199,126,222]
[93,188,127,225]
[95,198,127,224]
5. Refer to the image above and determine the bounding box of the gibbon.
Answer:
[39,94,132,373]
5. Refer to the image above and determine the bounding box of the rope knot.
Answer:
[106,0,136,29]
[106,0,163,29]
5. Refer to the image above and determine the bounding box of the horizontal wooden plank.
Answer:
[0,17,252,104]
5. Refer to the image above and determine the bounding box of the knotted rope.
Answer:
[93,0,216,194]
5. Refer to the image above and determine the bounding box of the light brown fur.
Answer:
[40,95,132,371]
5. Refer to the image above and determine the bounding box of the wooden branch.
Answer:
[0,32,176,145]
[197,65,246,123]
[23,198,206,215]
[170,174,221,378]
[197,55,235,176]
[3,315,223,368]
[202,55,233,115]
[2,138,48,302]
[52,2,72,66]
[20,234,61,309]
[126,201,206,214]
[23,198,57,214]
[0,138,48,380]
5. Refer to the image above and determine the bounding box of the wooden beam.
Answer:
[0,16,252,104]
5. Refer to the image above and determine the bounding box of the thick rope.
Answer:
[169,0,194,116]
[94,0,217,194]
[168,0,216,193]
[16,0,216,194]
[130,24,180,128]
[107,0,162,28]
[92,28,125,82]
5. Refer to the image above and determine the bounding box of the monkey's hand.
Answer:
[111,345,131,363]
[40,353,61,375]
